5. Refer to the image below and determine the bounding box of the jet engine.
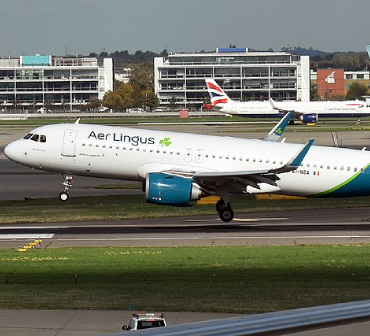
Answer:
[301,113,318,124]
[145,173,204,206]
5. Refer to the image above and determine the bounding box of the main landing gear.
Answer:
[59,174,73,201]
[216,199,234,222]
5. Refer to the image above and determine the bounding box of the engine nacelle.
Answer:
[145,173,204,206]
[301,113,318,124]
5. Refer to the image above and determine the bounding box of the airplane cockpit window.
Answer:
[31,134,39,142]
[23,133,33,139]
[25,133,47,143]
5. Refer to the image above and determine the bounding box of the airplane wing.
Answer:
[164,139,314,195]
[269,98,321,116]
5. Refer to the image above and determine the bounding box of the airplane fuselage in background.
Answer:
[219,100,370,119]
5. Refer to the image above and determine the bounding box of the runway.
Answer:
[2,208,370,248]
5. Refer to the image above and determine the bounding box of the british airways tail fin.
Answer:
[205,78,233,107]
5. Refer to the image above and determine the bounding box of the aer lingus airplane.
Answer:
[206,78,370,123]
[4,112,370,222]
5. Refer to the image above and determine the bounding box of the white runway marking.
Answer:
[233,218,288,222]
[186,217,288,223]
[0,234,54,239]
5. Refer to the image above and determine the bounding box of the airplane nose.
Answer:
[4,141,21,162]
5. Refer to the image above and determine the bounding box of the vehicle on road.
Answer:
[122,313,166,331]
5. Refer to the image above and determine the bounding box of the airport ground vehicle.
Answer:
[122,313,167,331]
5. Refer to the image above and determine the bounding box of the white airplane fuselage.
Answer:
[219,100,370,118]
[5,123,370,199]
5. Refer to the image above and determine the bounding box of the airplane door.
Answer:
[195,149,203,164]
[62,129,77,157]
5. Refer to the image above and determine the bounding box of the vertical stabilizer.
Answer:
[205,78,233,107]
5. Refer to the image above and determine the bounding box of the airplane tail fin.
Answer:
[205,78,233,107]
[262,110,294,142]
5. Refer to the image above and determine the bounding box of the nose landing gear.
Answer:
[59,174,73,201]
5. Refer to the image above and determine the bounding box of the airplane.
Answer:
[205,78,370,123]
[4,113,370,223]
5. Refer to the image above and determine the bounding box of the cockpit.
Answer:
[23,133,47,143]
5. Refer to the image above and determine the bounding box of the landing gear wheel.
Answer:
[59,192,69,201]
[219,207,234,222]
[216,199,225,212]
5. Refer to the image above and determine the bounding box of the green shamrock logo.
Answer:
[159,137,172,147]
[275,127,283,135]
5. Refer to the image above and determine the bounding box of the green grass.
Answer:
[1,194,370,224]
[1,245,370,312]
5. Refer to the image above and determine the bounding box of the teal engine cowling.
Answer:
[145,173,204,206]
[301,113,318,124]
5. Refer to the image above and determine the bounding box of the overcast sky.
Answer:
[1,0,369,57]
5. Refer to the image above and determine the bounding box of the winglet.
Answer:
[263,110,294,142]
[289,139,314,167]
[270,139,314,174]
[269,98,280,111]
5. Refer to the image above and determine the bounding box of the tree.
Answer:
[102,90,124,111]
[346,82,369,100]
[86,98,101,112]
[310,84,319,101]
[169,96,177,111]
[116,82,135,109]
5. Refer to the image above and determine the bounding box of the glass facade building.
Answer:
[154,48,310,109]
[0,55,113,112]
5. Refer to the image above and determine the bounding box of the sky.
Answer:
[1,0,369,57]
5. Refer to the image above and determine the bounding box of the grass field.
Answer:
[1,245,370,313]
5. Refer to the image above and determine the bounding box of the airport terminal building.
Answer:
[0,55,113,112]
[154,48,310,110]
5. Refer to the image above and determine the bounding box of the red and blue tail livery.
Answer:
[205,78,232,107]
